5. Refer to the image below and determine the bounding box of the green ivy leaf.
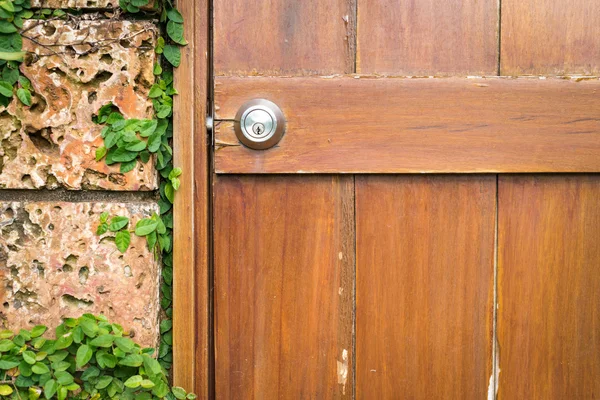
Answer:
[165,182,175,203]
[95,146,107,161]
[172,386,187,399]
[108,216,129,232]
[119,354,143,367]
[96,222,108,235]
[135,218,159,236]
[0,384,13,396]
[16,87,31,105]
[0,79,12,96]
[43,379,57,399]
[163,44,181,67]
[22,350,36,365]
[31,362,49,374]
[0,21,17,33]
[148,84,164,98]
[76,344,93,368]
[124,375,143,388]
[167,8,183,23]
[167,21,187,45]
[120,159,137,173]
[114,230,131,254]
[30,325,47,338]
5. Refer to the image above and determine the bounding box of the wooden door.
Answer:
[209,0,600,398]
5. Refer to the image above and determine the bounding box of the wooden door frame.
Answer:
[172,0,211,397]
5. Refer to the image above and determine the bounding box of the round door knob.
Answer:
[234,99,286,150]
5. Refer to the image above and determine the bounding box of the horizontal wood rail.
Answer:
[214,76,600,173]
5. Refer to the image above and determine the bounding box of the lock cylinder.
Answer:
[234,99,286,150]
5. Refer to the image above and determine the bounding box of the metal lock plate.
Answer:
[234,99,286,150]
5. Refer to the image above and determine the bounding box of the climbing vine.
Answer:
[0,0,187,392]
[0,314,195,399]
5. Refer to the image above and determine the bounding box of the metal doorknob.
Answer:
[234,99,286,150]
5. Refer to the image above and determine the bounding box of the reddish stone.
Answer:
[0,201,161,348]
[0,20,158,190]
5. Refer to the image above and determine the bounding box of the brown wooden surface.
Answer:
[497,175,600,399]
[355,175,496,399]
[214,175,354,399]
[215,76,600,174]
[357,0,498,75]
[501,0,600,75]
[213,0,356,76]
[172,0,209,396]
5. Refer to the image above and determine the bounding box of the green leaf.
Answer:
[148,84,164,98]
[89,334,114,348]
[30,325,47,338]
[119,354,143,367]
[0,338,15,351]
[54,370,74,386]
[100,212,109,223]
[124,375,143,388]
[80,318,99,338]
[55,333,73,350]
[160,319,172,334]
[172,386,187,399]
[95,146,107,161]
[95,375,112,389]
[115,230,131,253]
[110,148,138,163]
[0,1,14,12]
[16,87,31,105]
[0,384,13,396]
[0,359,19,369]
[168,167,182,179]
[165,182,175,203]
[76,344,93,368]
[163,45,181,67]
[124,139,147,152]
[0,21,17,33]
[114,337,135,352]
[139,119,158,137]
[120,159,137,173]
[44,379,57,399]
[31,362,50,374]
[153,62,162,75]
[147,130,162,153]
[108,216,129,232]
[23,350,36,365]
[135,218,159,236]
[146,230,157,252]
[167,21,187,45]
[167,7,184,22]
[96,222,108,235]
[0,79,12,96]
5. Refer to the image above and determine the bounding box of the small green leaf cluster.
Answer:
[0,314,195,399]
[0,0,32,106]
[95,212,132,254]
[93,104,172,174]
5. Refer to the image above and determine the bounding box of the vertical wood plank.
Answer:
[357,0,498,75]
[214,176,354,399]
[498,175,600,399]
[355,175,496,399]
[173,0,211,396]
[501,0,600,75]
[214,0,356,76]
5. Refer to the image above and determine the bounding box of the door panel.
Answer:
[213,0,355,75]
[355,176,496,399]
[357,0,498,75]
[214,176,354,399]
[215,76,600,174]
[498,175,600,399]
[501,0,600,75]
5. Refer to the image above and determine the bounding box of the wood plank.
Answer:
[172,0,209,396]
[355,175,496,399]
[357,0,498,75]
[501,0,600,75]
[214,175,355,399]
[498,175,600,399]
[214,76,600,174]
[214,0,356,76]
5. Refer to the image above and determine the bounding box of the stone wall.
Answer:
[0,5,162,349]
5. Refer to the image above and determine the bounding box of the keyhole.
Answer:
[252,123,265,135]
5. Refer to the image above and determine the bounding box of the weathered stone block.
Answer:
[0,19,158,190]
[31,0,119,7]
[0,201,161,348]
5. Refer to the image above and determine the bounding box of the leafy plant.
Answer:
[0,314,195,399]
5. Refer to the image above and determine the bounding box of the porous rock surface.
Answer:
[0,201,161,348]
[0,19,158,190]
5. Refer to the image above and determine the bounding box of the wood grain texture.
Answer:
[172,0,207,395]
[501,0,600,75]
[214,0,355,76]
[355,175,496,399]
[498,175,600,399]
[215,76,600,174]
[214,175,355,399]
[357,0,498,75]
